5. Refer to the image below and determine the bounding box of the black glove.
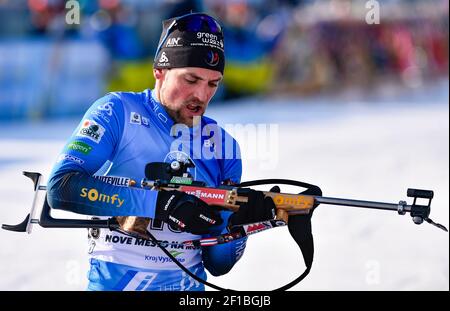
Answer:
[228,189,276,228]
[155,190,223,235]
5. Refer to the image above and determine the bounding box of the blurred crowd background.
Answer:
[0,0,448,120]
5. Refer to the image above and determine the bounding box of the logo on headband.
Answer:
[159,52,169,63]
[205,50,219,67]
[166,37,182,48]
[157,52,170,67]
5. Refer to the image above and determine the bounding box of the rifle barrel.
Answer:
[316,196,411,213]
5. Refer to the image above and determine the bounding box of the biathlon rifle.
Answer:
[2,160,447,291]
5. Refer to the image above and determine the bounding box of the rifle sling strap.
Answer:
[122,179,321,291]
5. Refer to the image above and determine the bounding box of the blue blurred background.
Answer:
[0,0,448,120]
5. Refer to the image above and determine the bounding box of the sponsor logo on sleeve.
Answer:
[80,187,124,208]
[97,102,114,116]
[67,141,93,155]
[76,119,105,144]
[91,102,114,123]
[57,154,85,165]
[93,175,134,187]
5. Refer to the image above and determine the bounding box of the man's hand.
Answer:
[155,190,223,235]
[228,189,276,228]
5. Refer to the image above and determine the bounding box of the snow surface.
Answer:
[0,80,448,291]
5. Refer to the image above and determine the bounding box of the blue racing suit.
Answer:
[46,89,246,291]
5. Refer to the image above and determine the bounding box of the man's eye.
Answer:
[209,82,218,88]
[186,79,196,84]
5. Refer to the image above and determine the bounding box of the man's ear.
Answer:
[153,68,165,80]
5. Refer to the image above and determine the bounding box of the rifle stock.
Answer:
[154,184,315,223]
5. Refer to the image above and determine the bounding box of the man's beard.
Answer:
[169,107,202,127]
[170,99,205,127]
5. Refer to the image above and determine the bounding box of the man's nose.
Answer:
[192,84,211,104]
